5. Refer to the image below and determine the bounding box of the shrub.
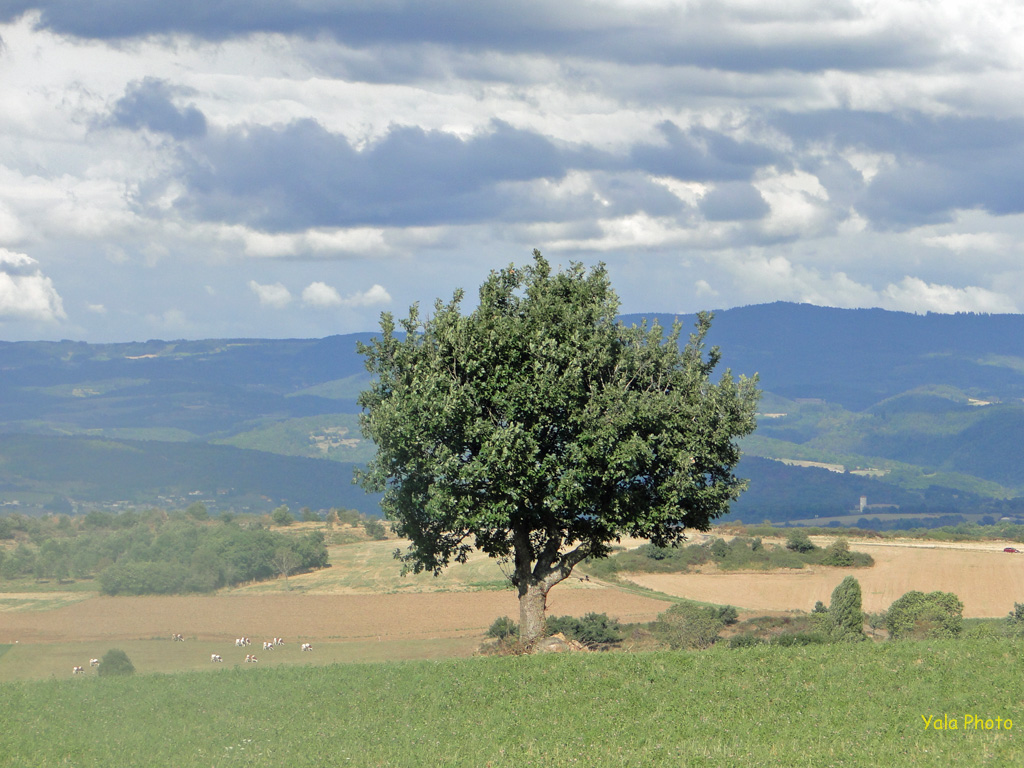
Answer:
[653,603,724,650]
[825,576,865,642]
[727,632,766,648]
[546,613,623,646]
[822,538,854,566]
[785,530,816,553]
[885,590,964,639]
[98,648,135,677]
[362,519,388,540]
[486,616,518,640]
[714,605,739,625]
[271,506,293,526]
[773,631,828,647]
[710,538,730,558]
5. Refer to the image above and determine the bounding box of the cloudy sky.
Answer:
[1,1,1023,342]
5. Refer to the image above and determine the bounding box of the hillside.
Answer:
[2,303,1024,520]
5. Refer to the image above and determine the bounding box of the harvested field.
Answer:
[623,539,1024,617]
[0,584,671,645]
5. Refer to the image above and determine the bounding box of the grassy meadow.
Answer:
[1,639,1021,767]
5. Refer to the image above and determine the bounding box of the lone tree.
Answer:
[825,575,865,642]
[357,252,759,644]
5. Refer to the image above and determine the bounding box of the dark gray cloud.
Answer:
[109,77,206,139]
[161,118,771,231]
[699,182,770,221]
[4,1,945,75]
[772,110,1024,227]
[631,121,784,182]
[175,119,577,229]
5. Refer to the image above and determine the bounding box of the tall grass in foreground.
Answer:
[1,639,1021,767]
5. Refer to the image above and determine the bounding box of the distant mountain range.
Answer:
[3,302,1024,524]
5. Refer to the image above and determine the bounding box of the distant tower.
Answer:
[859,496,867,513]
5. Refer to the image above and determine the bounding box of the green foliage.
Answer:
[270,506,293,526]
[545,613,623,646]
[301,507,319,522]
[599,534,872,576]
[97,648,134,677]
[727,632,766,648]
[772,631,829,646]
[885,591,964,639]
[357,251,759,642]
[362,518,387,540]
[785,530,816,553]
[653,602,725,650]
[185,502,208,521]
[709,538,730,558]
[825,576,866,642]
[714,605,739,625]
[1008,603,1024,624]
[486,616,519,640]
[75,519,330,595]
[822,538,854,566]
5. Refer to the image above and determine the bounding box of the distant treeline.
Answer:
[0,508,328,594]
[585,534,872,579]
[727,457,1024,524]
[731,520,1024,544]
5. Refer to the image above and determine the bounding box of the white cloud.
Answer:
[248,280,292,308]
[86,303,107,314]
[0,249,66,322]
[880,277,1018,314]
[302,281,343,308]
[694,279,718,297]
[342,284,392,307]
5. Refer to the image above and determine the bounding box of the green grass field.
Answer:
[1,638,1020,766]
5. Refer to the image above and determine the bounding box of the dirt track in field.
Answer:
[624,539,1024,618]
[0,585,671,645]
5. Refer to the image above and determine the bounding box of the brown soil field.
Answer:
[0,584,671,645]
[623,539,1024,617]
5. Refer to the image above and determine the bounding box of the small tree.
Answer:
[825,576,865,642]
[363,518,388,540]
[822,538,854,566]
[785,530,815,553]
[885,590,964,639]
[98,648,135,677]
[272,547,299,583]
[271,506,293,526]
[185,502,208,521]
[486,616,519,640]
[357,252,759,644]
[653,602,724,650]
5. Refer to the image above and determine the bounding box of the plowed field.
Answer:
[0,585,670,645]
[623,539,1024,617]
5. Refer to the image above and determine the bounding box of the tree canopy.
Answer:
[357,251,759,643]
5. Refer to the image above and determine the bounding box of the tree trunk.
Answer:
[518,578,549,646]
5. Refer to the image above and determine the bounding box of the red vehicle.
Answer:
[1004,547,1020,553]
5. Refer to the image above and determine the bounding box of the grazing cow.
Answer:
[301,643,313,652]
[211,653,223,662]
[89,658,100,667]
[172,633,184,642]
[72,666,84,674]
